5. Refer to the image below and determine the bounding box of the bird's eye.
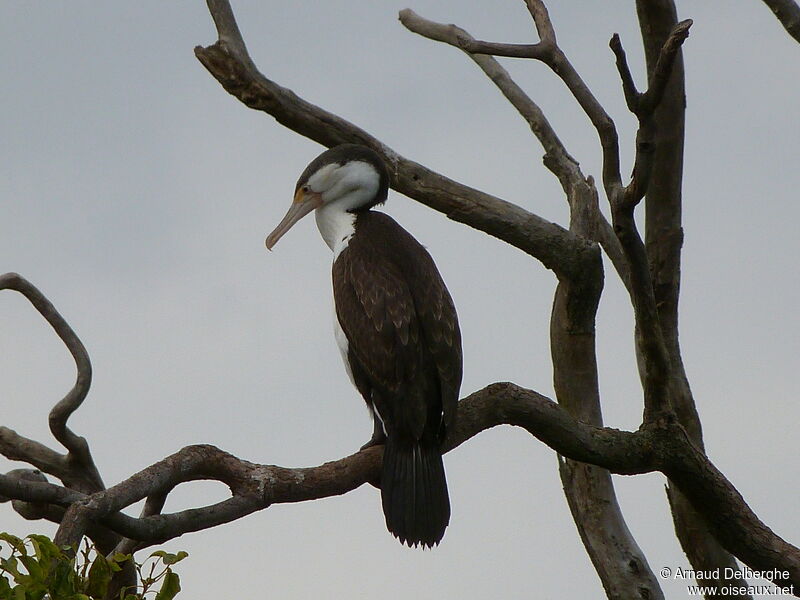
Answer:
[302,185,310,193]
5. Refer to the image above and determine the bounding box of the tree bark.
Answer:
[3,3,800,598]
[635,3,749,596]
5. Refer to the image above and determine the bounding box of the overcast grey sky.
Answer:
[2,2,798,598]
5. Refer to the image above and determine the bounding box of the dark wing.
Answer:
[333,238,428,438]
[333,212,462,441]
[404,245,462,436]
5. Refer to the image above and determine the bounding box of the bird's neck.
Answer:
[315,202,359,258]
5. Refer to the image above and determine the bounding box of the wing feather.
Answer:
[332,212,462,441]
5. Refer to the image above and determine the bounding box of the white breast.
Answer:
[331,280,386,433]
[315,203,356,259]
[333,304,355,386]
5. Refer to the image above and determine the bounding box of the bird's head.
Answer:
[265,144,389,250]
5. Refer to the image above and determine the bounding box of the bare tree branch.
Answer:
[403,0,560,61]
[611,20,693,121]
[760,0,800,42]
[401,4,637,298]
[1,273,103,493]
[397,9,578,190]
[3,379,797,588]
[518,1,623,196]
[12,385,649,551]
[3,4,798,599]
[603,19,693,425]
[396,8,640,305]
[398,8,661,596]
[635,2,748,595]
[0,426,71,480]
[0,268,795,581]
[454,38,552,60]
[193,7,602,287]
[610,34,642,113]
[0,470,83,507]
[523,0,557,45]
[434,0,624,197]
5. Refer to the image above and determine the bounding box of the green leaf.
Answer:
[148,550,188,566]
[48,557,77,599]
[1,556,21,580]
[28,535,61,563]
[0,533,26,556]
[161,552,188,566]
[154,571,180,600]
[86,555,112,598]
[18,554,45,583]
[111,553,131,564]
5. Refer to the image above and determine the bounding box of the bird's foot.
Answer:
[360,430,386,451]
[360,430,386,489]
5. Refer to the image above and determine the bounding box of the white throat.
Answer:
[315,203,357,259]
[307,159,380,259]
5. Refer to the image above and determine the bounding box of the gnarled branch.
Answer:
[1,273,102,493]
[193,6,598,286]
[760,0,800,42]
[4,378,798,588]
[1,272,798,587]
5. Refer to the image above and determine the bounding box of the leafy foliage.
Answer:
[0,532,187,600]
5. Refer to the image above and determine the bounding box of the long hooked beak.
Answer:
[265,188,323,250]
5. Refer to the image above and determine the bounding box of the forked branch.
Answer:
[2,271,799,587]
[4,2,800,598]
[194,5,598,285]
[0,273,103,493]
[3,380,798,587]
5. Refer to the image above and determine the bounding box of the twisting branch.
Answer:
[633,3,747,594]
[40,383,649,550]
[0,273,103,493]
[760,0,800,42]
[3,379,797,587]
[397,10,579,194]
[397,7,662,596]
[522,0,624,196]
[603,20,693,424]
[0,426,72,481]
[4,3,799,599]
[610,20,693,120]
[2,272,798,587]
[193,4,598,285]
[611,19,692,211]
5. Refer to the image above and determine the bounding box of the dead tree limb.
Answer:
[760,0,800,42]
[194,6,598,287]
[1,276,799,588]
[399,6,660,597]
[3,2,800,598]
[0,273,102,494]
[634,2,750,595]
[4,373,799,588]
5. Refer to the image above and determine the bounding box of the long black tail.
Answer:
[381,436,450,548]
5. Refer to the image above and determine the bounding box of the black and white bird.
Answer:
[265,144,462,548]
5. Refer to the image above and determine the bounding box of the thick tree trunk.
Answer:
[636,1,749,597]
